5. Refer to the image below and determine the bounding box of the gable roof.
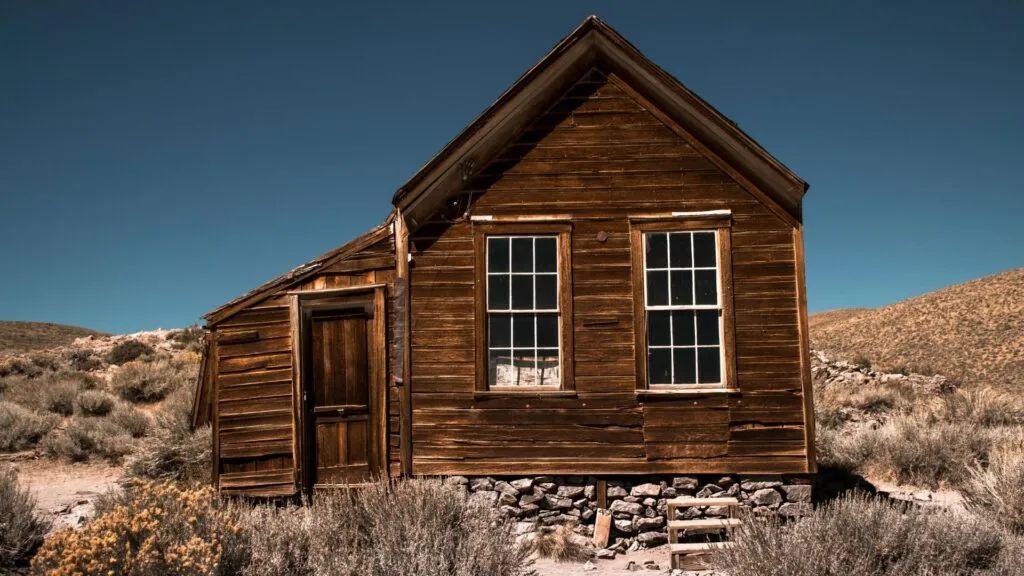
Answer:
[393,15,808,229]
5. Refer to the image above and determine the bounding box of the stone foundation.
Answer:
[445,474,813,553]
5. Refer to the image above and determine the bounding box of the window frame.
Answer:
[630,219,737,391]
[473,222,574,393]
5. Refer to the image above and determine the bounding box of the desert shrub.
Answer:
[106,339,155,366]
[32,480,248,576]
[65,348,103,372]
[853,353,872,370]
[75,389,116,416]
[111,358,189,402]
[815,424,877,474]
[943,387,1024,427]
[0,402,59,452]
[27,351,60,373]
[110,403,151,438]
[0,467,50,570]
[1,372,86,415]
[964,434,1024,534]
[531,522,592,562]
[167,326,205,353]
[715,493,1016,576]
[871,417,992,487]
[245,480,532,576]
[126,387,210,483]
[41,416,133,463]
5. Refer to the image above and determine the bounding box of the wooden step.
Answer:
[670,541,735,554]
[667,496,739,509]
[668,518,742,531]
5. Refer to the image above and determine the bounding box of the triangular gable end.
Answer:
[393,15,808,231]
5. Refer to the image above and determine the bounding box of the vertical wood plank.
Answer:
[793,226,817,472]
[629,227,648,389]
[559,228,576,390]
[211,335,220,488]
[395,212,413,477]
[374,285,388,476]
[289,295,303,492]
[718,225,738,390]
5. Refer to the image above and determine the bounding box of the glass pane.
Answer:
[512,314,534,347]
[674,348,697,384]
[696,310,720,345]
[694,270,718,305]
[536,349,560,386]
[646,233,668,269]
[672,310,695,346]
[537,313,559,348]
[511,275,533,310]
[487,237,509,272]
[535,237,557,273]
[488,274,509,310]
[698,346,721,384]
[669,232,692,268]
[489,349,513,387]
[646,271,668,306]
[511,237,533,272]
[647,311,671,346]
[648,348,672,384]
[693,232,717,268]
[488,314,511,348]
[670,271,693,305]
[535,275,557,310]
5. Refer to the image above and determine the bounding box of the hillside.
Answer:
[0,321,108,354]
[810,267,1024,389]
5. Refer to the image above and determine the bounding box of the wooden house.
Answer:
[192,16,814,498]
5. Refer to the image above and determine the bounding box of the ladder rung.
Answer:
[668,518,741,531]
[667,496,739,509]
[670,542,735,554]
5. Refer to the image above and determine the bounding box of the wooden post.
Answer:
[597,479,608,510]
[394,211,413,477]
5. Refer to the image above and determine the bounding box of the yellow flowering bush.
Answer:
[31,481,247,576]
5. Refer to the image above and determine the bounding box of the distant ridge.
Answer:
[0,321,109,354]
[810,268,1024,389]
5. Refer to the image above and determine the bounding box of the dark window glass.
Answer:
[670,271,693,305]
[698,346,721,383]
[488,238,509,272]
[646,233,668,268]
[674,348,697,384]
[488,275,509,310]
[536,314,559,347]
[489,314,511,348]
[693,232,717,267]
[511,238,533,272]
[694,270,718,305]
[648,349,672,384]
[535,237,557,273]
[512,314,534,347]
[696,310,720,345]
[511,275,533,310]
[535,275,557,310]
[672,310,696,346]
[488,349,511,387]
[647,311,671,346]
[669,233,692,268]
[646,271,668,306]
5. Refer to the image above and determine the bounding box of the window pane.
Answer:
[670,271,693,305]
[646,233,668,269]
[646,271,668,306]
[488,237,509,272]
[511,275,533,310]
[535,237,557,273]
[647,311,671,346]
[669,232,692,268]
[697,346,721,384]
[693,232,716,268]
[672,310,695,346]
[673,348,697,384]
[489,314,511,348]
[512,314,534,347]
[535,275,557,310]
[536,349,560,386]
[489,349,513,387]
[537,313,559,348]
[696,310,720,345]
[511,238,533,272]
[488,274,509,310]
[694,270,718,305]
[648,348,672,384]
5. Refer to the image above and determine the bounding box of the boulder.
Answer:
[635,516,665,532]
[696,484,722,498]
[672,477,698,491]
[751,488,783,507]
[545,494,574,509]
[558,485,586,499]
[740,477,783,491]
[609,500,643,516]
[614,518,637,533]
[781,484,812,503]
[510,478,534,493]
[607,486,628,499]
[636,531,667,546]
[495,481,518,496]
[470,478,495,491]
[498,491,519,506]
[630,483,662,498]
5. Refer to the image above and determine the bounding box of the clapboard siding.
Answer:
[408,69,808,474]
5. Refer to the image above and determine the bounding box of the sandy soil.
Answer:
[533,545,711,575]
[9,458,121,532]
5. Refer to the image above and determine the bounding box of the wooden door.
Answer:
[306,308,377,485]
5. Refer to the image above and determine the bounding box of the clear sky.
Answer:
[1,1,1021,334]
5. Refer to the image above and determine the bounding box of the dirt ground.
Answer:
[9,458,120,532]
[533,545,710,575]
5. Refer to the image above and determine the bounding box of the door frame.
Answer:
[289,284,388,494]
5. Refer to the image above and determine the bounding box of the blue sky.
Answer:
[1,1,1021,334]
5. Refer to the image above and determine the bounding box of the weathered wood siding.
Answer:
[408,69,809,475]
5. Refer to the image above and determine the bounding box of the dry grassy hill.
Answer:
[811,267,1024,389]
[0,321,108,354]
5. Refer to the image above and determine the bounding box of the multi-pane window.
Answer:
[643,231,723,385]
[486,236,561,387]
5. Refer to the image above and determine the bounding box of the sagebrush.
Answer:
[0,467,50,570]
[0,402,59,452]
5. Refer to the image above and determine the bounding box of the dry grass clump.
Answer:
[0,467,50,570]
[33,481,248,576]
[109,403,151,438]
[531,522,592,562]
[245,480,533,576]
[106,339,155,365]
[111,357,194,403]
[0,402,59,452]
[41,416,134,463]
[1,373,80,416]
[125,387,210,483]
[75,389,117,416]
[963,435,1024,534]
[714,493,1020,576]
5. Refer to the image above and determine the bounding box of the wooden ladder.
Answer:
[667,497,740,570]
